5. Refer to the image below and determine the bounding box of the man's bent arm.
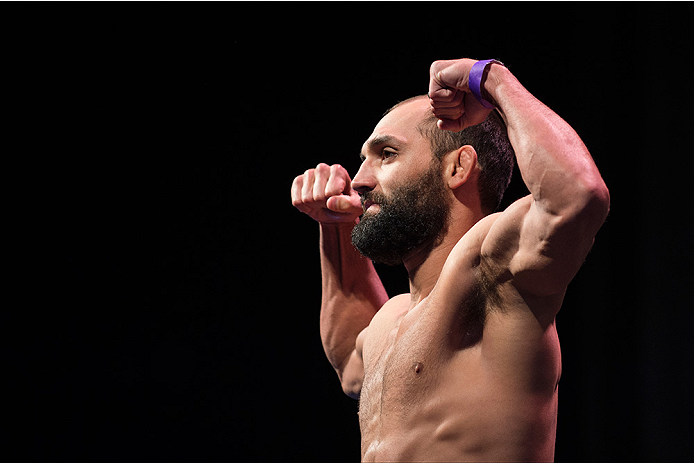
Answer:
[319,222,388,396]
[291,162,386,394]
[483,63,610,297]
[429,59,609,300]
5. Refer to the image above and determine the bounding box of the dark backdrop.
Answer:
[36,3,693,462]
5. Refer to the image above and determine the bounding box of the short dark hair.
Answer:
[388,96,515,213]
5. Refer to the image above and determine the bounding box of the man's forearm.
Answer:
[486,65,609,216]
[319,222,388,375]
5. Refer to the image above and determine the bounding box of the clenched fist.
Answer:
[428,58,497,132]
[291,163,363,224]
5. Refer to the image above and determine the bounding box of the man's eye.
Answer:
[382,150,397,159]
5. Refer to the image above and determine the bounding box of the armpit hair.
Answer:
[454,256,505,348]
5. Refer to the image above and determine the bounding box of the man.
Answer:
[290,58,609,461]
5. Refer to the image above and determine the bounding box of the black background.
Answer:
[24,3,693,462]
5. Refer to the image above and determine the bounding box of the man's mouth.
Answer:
[363,199,379,213]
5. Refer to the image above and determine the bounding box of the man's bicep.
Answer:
[481,194,596,298]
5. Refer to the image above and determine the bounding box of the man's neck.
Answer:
[403,207,485,306]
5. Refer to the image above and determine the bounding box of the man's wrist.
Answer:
[481,62,510,108]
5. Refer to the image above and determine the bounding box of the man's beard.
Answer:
[351,161,450,266]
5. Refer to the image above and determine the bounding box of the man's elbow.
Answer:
[560,175,610,227]
[582,179,610,226]
[337,347,364,400]
[341,375,362,400]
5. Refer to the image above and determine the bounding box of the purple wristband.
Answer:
[469,59,503,109]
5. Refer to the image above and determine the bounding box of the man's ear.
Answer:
[446,145,478,189]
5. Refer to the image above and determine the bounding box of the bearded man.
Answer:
[290,58,609,462]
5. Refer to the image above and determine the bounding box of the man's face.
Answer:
[350,98,451,265]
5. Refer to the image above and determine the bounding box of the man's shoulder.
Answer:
[448,195,535,275]
[447,212,503,268]
[378,293,411,317]
[434,211,509,309]
[360,293,410,352]
[368,294,410,329]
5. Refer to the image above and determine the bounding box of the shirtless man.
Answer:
[290,58,609,461]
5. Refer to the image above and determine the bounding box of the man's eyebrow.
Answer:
[368,135,402,149]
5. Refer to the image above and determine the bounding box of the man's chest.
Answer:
[359,301,490,442]
[358,296,484,425]
[361,283,485,379]
[358,305,437,433]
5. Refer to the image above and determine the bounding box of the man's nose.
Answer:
[351,162,376,195]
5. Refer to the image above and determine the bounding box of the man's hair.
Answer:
[387,96,515,213]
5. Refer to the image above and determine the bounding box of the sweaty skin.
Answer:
[291,59,609,461]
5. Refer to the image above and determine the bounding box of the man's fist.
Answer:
[428,58,495,132]
[291,163,363,224]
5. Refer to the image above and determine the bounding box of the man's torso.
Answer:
[357,214,563,461]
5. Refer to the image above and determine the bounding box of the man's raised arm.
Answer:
[429,59,610,303]
[291,163,388,397]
